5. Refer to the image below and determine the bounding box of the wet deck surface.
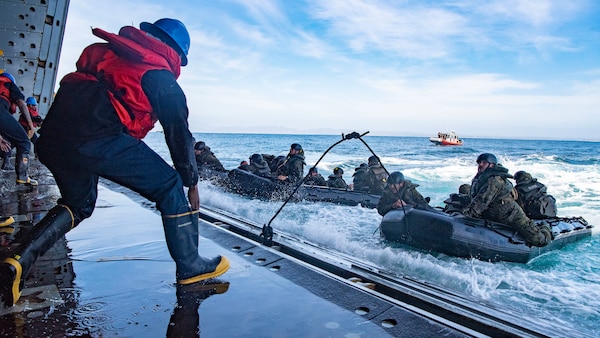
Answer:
[0,160,464,337]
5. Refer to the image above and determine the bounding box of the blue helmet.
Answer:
[476,153,497,164]
[387,171,405,185]
[140,18,190,66]
[26,97,37,105]
[1,72,15,83]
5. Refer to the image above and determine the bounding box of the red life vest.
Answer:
[19,106,42,129]
[0,76,12,106]
[61,26,181,139]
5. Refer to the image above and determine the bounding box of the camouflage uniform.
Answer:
[304,173,327,186]
[248,154,272,178]
[463,164,552,247]
[352,164,369,192]
[327,175,348,189]
[442,184,471,213]
[277,153,305,183]
[377,179,428,216]
[195,146,226,172]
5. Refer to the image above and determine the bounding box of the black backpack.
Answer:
[516,180,557,219]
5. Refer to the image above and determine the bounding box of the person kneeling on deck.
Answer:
[0,18,229,308]
[462,153,552,247]
[377,171,429,216]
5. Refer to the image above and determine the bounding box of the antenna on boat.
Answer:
[261,131,385,246]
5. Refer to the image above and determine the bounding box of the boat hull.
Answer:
[429,137,463,146]
[380,207,593,263]
[208,168,381,208]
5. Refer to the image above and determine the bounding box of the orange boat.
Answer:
[429,131,463,146]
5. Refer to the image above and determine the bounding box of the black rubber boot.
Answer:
[1,154,13,170]
[0,205,74,307]
[163,211,230,285]
[15,153,37,186]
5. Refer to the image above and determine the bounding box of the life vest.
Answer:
[367,165,388,194]
[60,26,181,139]
[470,165,514,201]
[0,76,13,106]
[19,106,42,129]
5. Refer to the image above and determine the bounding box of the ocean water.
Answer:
[145,131,600,336]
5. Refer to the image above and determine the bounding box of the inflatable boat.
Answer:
[379,206,593,263]
[224,168,381,208]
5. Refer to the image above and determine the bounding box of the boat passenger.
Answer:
[513,171,557,219]
[352,163,369,192]
[304,167,327,186]
[377,171,429,216]
[366,155,388,195]
[0,18,230,308]
[442,184,471,213]
[238,160,250,170]
[262,154,285,173]
[462,153,552,247]
[248,153,272,178]
[194,141,226,172]
[276,143,305,183]
[327,167,349,189]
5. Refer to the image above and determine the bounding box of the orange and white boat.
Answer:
[429,131,463,146]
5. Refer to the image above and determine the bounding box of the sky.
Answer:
[56,0,600,141]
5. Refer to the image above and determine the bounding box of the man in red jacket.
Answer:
[0,73,36,183]
[0,18,229,307]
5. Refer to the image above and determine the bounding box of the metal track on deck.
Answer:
[197,205,583,338]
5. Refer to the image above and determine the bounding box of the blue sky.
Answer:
[57,0,600,140]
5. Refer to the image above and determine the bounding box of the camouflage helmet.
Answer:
[368,155,380,165]
[514,170,532,184]
[476,153,497,164]
[458,184,471,195]
[333,167,343,175]
[194,141,206,151]
[250,153,263,163]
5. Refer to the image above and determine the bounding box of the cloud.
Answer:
[54,0,600,140]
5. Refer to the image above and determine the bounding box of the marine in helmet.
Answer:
[0,18,230,308]
[377,171,429,216]
[276,143,306,183]
[366,155,388,195]
[194,141,226,172]
[248,153,272,178]
[462,153,552,247]
[513,170,557,219]
[304,167,327,186]
[352,163,369,192]
[17,96,44,157]
[326,167,349,189]
[0,72,37,183]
